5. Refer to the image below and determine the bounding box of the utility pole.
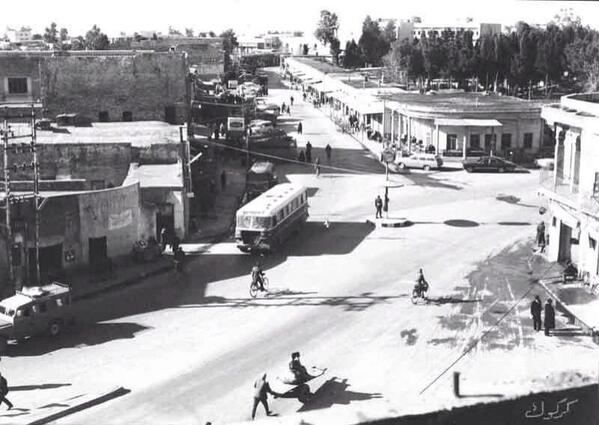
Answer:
[31,106,41,286]
[1,109,13,284]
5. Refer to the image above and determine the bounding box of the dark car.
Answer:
[462,156,517,173]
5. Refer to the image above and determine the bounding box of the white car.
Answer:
[249,119,273,134]
[396,153,443,171]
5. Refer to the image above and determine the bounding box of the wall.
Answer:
[140,187,186,238]
[2,143,132,187]
[0,53,42,103]
[77,182,142,261]
[0,52,189,123]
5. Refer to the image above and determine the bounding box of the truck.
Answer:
[246,161,278,201]
[0,282,73,351]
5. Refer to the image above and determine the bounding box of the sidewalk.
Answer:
[538,272,599,337]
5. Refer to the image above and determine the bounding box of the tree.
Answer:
[314,10,339,46]
[43,22,58,45]
[85,25,109,50]
[32,34,42,40]
[358,16,390,67]
[343,39,363,68]
[70,36,86,50]
[220,29,239,73]
[185,28,194,37]
[168,26,182,36]
[59,27,68,42]
[382,20,397,45]
[209,31,216,37]
[314,10,341,63]
[565,32,599,92]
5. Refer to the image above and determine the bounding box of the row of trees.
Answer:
[383,17,599,94]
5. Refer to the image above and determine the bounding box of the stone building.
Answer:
[0,50,189,123]
[539,93,599,280]
[0,121,190,292]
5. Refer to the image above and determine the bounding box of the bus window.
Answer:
[273,216,278,226]
[238,215,252,228]
[277,210,283,221]
[254,216,272,228]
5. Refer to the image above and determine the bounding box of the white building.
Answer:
[540,93,599,281]
[6,27,32,43]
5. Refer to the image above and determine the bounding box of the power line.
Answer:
[197,139,390,176]
[419,261,558,395]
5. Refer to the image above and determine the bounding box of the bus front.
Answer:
[235,212,273,253]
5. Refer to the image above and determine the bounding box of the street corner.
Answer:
[1,385,130,425]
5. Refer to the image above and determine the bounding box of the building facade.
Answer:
[383,93,544,159]
[397,19,501,41]
[539,93,599,281]
[0,50,189,123]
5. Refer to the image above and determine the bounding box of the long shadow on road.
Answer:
[297,377,383,412]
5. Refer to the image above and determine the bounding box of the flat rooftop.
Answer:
[123,162,183,189]
[383,92,545,112]
[9,121,181,147]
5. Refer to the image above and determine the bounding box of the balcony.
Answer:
[539,168,599,217]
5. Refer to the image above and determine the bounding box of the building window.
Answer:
[523,133,533,149]
[122,111,133,122]
[470,134,480,149]
[99,111,109,122]
[501,133,512,149]
[7,77,28,94]
[484,134,495,150]
[446,134,457,150]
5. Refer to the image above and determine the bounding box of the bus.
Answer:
[246,161,278,201]
[235,183,309,253]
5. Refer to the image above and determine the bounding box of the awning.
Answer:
[310,81,334,93]
[353,101,384,115]
[302,77,322,84]
[434,118,503,127]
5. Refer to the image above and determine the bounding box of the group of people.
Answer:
[530,295,556,336]
[251,352,312,420]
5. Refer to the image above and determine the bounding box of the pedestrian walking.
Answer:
[160,227,168,253]
[297,121,303,134]
[314,157,320,177]
[171,234,181,254]
[536,221,546,252]
[251,373,277,420]
[325,144,332,163]
[290,95,294,106]
[530,295,543,331]
[305,141,312,163]
[298,150,305,162]
[282,102,286,115]
[0,372,13,410]
[219,122,226,138]
[375,195,383,219]
[544,298,555,336]
[220,169,227,191]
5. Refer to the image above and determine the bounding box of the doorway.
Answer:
[558,222,572,263]
[89,236,108,272]
[155,203,175,240]
[28,243,63,285]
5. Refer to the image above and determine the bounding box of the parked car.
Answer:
[462,156,517,173]
[249,119,274,134]
[396,153,443,171]
[0,282,73,350]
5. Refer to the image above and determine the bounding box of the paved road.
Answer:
[3,70,597,425]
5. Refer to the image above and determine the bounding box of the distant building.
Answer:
[539,93,599,278]
[397,19,501,41]
[5,27,32,43]
[0,50,189,123]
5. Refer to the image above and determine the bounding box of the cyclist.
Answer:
[414,268,429,297]
[251,261,266,291]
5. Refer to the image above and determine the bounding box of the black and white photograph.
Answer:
[1,0,599,423]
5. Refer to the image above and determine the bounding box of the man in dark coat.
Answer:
[251,373,277,420]
[536,221,546,252]
[375,195,383,219]
[0,372,13,410]
[297,121,303,134]
[544,299,556,336]
[530,295,543,331]
[305,141,312,163]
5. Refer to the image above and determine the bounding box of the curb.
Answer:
[27,386,130,425]
[366,218,413,228]
[537,279,597,338]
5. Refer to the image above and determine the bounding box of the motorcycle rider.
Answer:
[289,352,309,382]
[251,260,266,291]
[414,268,429,296]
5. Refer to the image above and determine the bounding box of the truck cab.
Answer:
[0,282,72,351]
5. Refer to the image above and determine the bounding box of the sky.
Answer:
[1,0,598,42]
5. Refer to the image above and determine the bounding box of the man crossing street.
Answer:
[375,195,383,219]
[530,295,542,331]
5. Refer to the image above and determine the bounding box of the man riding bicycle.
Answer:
[251,261,266,291]
[414,268,429,297]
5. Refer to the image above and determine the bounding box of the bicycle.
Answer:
[410,284,428,305]
[249,276,270,298]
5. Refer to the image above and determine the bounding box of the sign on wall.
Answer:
[109,209,132,230]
